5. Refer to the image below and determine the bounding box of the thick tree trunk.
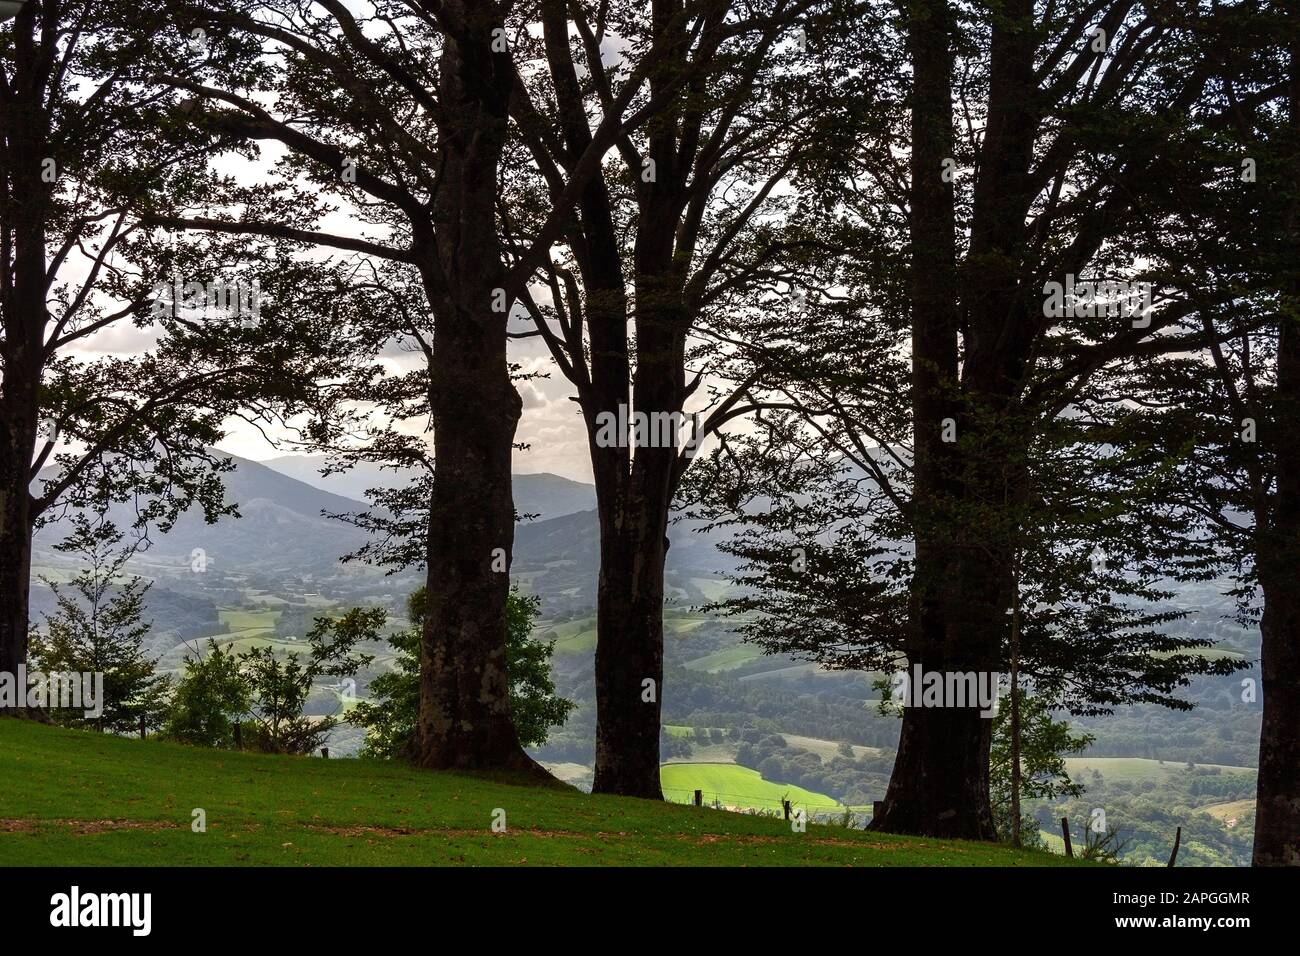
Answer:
[874,0,996,837]
[0,51,49,698]
[875,0,1036,841]
[591,482,670,798]
[1252,26,1300,867]
[877,701,996,837]
[588,295,679,799]
[413,9,542,776]
[0,366,39,683]
[873,528,1004,839]
[1254,573,1300,865]
[0,453,35,681]
[585,13,687,793]
[417,316,539,774]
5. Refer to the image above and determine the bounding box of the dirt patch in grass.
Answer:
[0,818,178,834]
[302,823,588,839]
[687,832,895,849]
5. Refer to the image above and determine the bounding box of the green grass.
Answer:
[217,609,282,631]
[217,635,305,654]
[1200,799,1255,823]
[689,576,733,602]
[661,762,842,813]
[0,721,1080,867]
[779,734,884,761]
[1065,756,1256,784]
[684,646,764,672]
[543,617,598,654]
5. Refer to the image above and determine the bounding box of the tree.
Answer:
[352,586,573,758]
[1113,1,1300,864]
[989,690,1092,848]
[506,0,871,796]
[29,509,169,733]
[1,1,343,695]
[164,639,248,748]
[503,588,577,748]
[239,608,376,754]
[687,0,1262,838]
[155,0,669,774]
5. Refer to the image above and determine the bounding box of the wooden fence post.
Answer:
[783,800,791,821]
[1167,826,1182,867]
[1060,817,1074,858]
[693,789,702,807]
[233,721,242,749]
[321,747,329,759]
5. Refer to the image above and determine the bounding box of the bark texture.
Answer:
[414,10,539,775]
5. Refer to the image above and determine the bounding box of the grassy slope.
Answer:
[1201,799,1255,822]
[0,721,1082,867]
[1064,756,1256,783]
[661,763,840,811]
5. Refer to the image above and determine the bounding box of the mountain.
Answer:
[31,453,732,608]
[260,455,597,521]
[34,454,374,577]
[513,507,740,615]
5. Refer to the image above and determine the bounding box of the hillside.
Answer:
[31,454,736,610]
[0,721,1080,867]
[261,455,598,521]
[33,454,606,575]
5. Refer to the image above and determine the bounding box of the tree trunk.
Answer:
[0,372,38,683]
[588,279,679,798]
[1252,23,1300,867]
[874,0,1036,841]
[591,482,670,798]
[586,35,687,792]
[417,315,539,774]
[412,10,542,776]
[873,532,1003,839]
[873,0,993,837]
[0,49,49,699]
[0,457,36,680]
[876,699,996,838]
[1254,573,1300,865]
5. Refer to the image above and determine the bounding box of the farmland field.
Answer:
[684,645,763,672]
[1064,756,1256,784]
[661,762,841,813]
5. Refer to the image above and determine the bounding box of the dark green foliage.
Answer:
[504,590,576,748]
[989,692,1093,848]
[164,612,374,754]
[352,587,573,758]
[349,593,420,760]
[164,640,248,748]
[240,609,377,755]
[29,511,170,734]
